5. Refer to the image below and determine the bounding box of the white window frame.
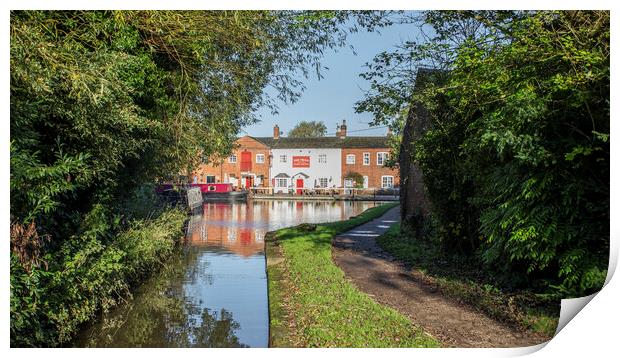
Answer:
[346,154,356,165]
[363,152,370,165]
[377,152,388,166]
[363,176,369,189]
[256,154,265,164]
[318,154,327,164]
[318,178,328,188]
[276,178,288,187]
[381,175,394,189]
[279,155,287,163]
[228,154,237,163]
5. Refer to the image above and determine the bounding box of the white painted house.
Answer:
[241,121,400,192]
[269,147,341,194]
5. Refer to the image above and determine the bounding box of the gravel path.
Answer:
[332,206,548,348]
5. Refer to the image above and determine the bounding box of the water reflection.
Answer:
[75,200,382,347]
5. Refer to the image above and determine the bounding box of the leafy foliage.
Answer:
[357,11,609,297]
[10,206,186,347]
[10,10,393,346]
[343,171,364,188]
[287,120,328,137]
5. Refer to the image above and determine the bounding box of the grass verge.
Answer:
[265,203,439,348]
[376,223,560,337]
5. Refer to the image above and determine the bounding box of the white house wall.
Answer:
[270,148,341,191]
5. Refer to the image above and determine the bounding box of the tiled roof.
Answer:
[251,136,389,149]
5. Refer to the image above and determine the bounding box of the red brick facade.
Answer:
[191,136,271,188]
[341,148,399,189]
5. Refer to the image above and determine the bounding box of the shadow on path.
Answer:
[332,207,548,348]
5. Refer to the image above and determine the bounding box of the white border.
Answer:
[3,1,618,358]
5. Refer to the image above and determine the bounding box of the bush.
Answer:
[409,12,609,296]
[10,207,186,347]
[343,171,365,189]
[359,11,611,297]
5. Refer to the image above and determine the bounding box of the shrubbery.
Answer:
[10,10,396,346]
[10,204,186,347]
[358,11,609,297]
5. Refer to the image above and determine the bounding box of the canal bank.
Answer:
[264,203,439,347]
[251,194,399,201]
[74,200,384,347]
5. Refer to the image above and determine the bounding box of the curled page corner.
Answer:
[449,241,617,356]
[555,293,597,335]
[551,237,618,339]
[516,275,613,355]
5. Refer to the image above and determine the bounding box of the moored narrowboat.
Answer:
[189,183,248,201]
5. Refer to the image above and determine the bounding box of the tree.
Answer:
[356,11,610,297]
[10,10,394,227]
[287,120,328,137]
[344,171,364,188]
[10,10,395,346]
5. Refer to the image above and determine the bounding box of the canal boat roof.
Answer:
[251,136,389,149]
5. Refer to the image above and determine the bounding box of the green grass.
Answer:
[266,203,439,348]
[376,223,559,338]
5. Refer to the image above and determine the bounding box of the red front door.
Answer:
[296,178,304,195]
[245,177,252,188]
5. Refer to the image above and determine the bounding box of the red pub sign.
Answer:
[292,156,310,168]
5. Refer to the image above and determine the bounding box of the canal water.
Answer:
[74,200,383,348]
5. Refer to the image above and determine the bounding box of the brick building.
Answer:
[328,119,395,189]
[191,120,399,191]
[191,136,271,188]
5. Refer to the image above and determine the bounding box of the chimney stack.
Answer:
[339,119,347,139]
[273,124,280,139]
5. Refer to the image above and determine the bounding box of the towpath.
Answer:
[332,206,548,348]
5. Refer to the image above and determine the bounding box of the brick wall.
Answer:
[340,148,400,188]
[399,68,440,230]
[191,136,271,186]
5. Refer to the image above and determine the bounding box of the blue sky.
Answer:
[244,18,421,138]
